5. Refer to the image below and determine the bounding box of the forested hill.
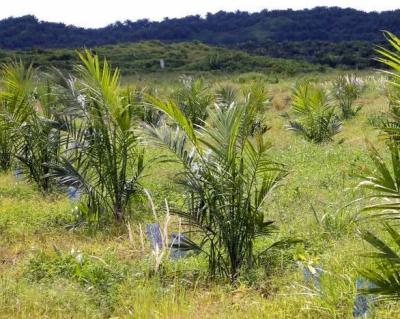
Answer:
[2,7,400,49]
[1,7,400,68]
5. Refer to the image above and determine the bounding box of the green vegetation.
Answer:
[0,41,323,76]
[147,85,287,281]
[47,51,146,223]
[287,81,342,143]
[332,74,365,119]
[172,77,214,125]
[1,8,400,69]
[3,32,400,318]
[0,61,62,191]
[355,32,400,301]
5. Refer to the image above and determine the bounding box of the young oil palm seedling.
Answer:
[287,81,342,143]
[0,61,34,173]
[0,62,62,191]
[48,51,145,223]
[242,82,271,135]
[358,223,400,301]
[145,89,287,282]
[332,74,364,119]
[375,32,400,133]
[172,76,214,126]
[215,84,238,110]
[356,32,400,301]
[357,33,400,218]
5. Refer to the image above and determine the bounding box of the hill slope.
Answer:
[0,41,323,75]
[1,8,400,49]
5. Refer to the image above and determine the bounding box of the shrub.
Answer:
[26,249,124,293]
[25,248,125,313]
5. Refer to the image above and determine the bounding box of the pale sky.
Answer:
[2,0,399,28]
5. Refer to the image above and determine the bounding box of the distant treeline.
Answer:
[1,7,399,68]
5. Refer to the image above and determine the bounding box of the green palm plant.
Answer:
[357,141,400,219]
[356,33,400,218]
[47,50,145,223]
[0,61,33,173]
[359,223,400,300]
[0,62,61,191]
[332,74,364,119]
[375,32,400,134]
[242,82,271,135]
[145,90,287,282]
[287,81,342,143]
[216,84,238,109]
[173,76,214,125]
[356,32,400,300]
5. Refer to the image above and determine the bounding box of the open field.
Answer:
[1,64,400,319]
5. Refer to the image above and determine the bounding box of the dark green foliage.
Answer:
[241,40,379,69]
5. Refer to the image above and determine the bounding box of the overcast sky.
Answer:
[2,0,399,28]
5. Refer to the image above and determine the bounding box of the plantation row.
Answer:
[1,31,400,301]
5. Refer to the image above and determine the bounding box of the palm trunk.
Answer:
[114,201,124,222]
